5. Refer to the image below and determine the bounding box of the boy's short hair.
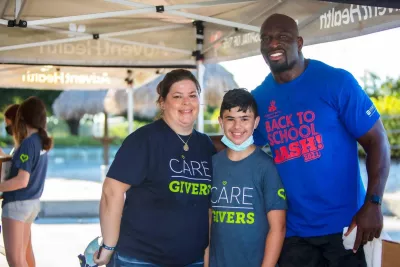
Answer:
[220,88,259,118]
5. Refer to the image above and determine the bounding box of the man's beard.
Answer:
[269,57,296,73]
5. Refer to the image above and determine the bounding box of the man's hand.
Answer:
[344,202,383,253]
[93,248,114,266]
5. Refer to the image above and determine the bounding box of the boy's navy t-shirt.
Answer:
[3,133,48,206]
[210,148,287,267]
[107,119,216,266]
[251,59,380,238]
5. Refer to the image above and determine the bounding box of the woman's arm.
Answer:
[94,177,130,266]
[261,210,286,267]
[0,169,29,192]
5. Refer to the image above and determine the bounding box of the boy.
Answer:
[209,89,287,267]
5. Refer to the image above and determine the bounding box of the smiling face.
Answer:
[260,14,303,73]
[160,79,200,130]
[219,106,260,145]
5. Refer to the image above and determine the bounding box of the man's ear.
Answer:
[254,116,260,130]
[297,36,304,53]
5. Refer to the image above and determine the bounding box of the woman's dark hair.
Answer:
[4,104,20,123]
[156,69,201,105]
[14,96,53,151]
[220,88,259,118]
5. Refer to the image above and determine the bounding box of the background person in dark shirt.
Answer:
[0,97,53,267]
[94,69,216,267]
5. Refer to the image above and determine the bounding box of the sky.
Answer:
[220,27,400,91]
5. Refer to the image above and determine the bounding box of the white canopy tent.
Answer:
[1,0,400,132]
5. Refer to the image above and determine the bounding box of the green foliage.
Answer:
[0,135,124,148]
[362,72,400,98]
[52,136,124,147]
[0,136,13,148]
[361,72,400,158]
[371,96,400,158]
[109,120,149,139]
[0,88,62,117]
[203,105,221,134]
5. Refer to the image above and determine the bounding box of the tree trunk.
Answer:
[66,118,80,136]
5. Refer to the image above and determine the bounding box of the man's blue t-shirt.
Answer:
[3,133,48,206]
[107,119,216,266]
[251,59,380,238]
[209,148,287,267]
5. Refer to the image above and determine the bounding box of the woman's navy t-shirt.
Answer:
[107,119,216,266]
[3,133,48,206]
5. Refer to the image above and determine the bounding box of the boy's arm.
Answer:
[262,210,286,267]
[262,157,287,267]
[204,208,212,267]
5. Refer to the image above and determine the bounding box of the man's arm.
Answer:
[358,119,390,199]
[345,119,390,251]
[262,210,286,267]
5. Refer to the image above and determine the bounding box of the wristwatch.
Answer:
[365,194,382,205]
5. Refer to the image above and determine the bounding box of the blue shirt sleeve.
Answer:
[263,156,287,213]
[337,71,380,138]
[253,127,267,147]
[107,129,148,186]
[13,139,35,174]
[251,87,268,147]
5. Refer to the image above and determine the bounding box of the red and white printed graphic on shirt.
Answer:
[264,101,324,164]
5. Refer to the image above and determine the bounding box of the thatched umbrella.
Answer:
[52,90,111,166]
[104,64,238,119]
[52,90,108,121]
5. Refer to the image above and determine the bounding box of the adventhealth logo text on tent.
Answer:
[320,5,400,29]
[39,40,170,58]
[22,71,111,85]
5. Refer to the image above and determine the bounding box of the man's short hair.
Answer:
[220,88,259,118]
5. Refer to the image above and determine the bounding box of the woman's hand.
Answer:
[93,248,114,266]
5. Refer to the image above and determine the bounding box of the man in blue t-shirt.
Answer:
[248,14,391,267]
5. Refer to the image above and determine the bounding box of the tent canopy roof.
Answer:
[1,0,399,68]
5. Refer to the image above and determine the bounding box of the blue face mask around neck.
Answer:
[221,135,254,152]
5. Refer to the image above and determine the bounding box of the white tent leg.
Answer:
[196,61,205,133]
[127,86,134,134]
[15,0,27,22]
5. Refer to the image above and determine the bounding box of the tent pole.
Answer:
[195,21,205,133]
[196,60,205,133]
[127,84,134,134]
